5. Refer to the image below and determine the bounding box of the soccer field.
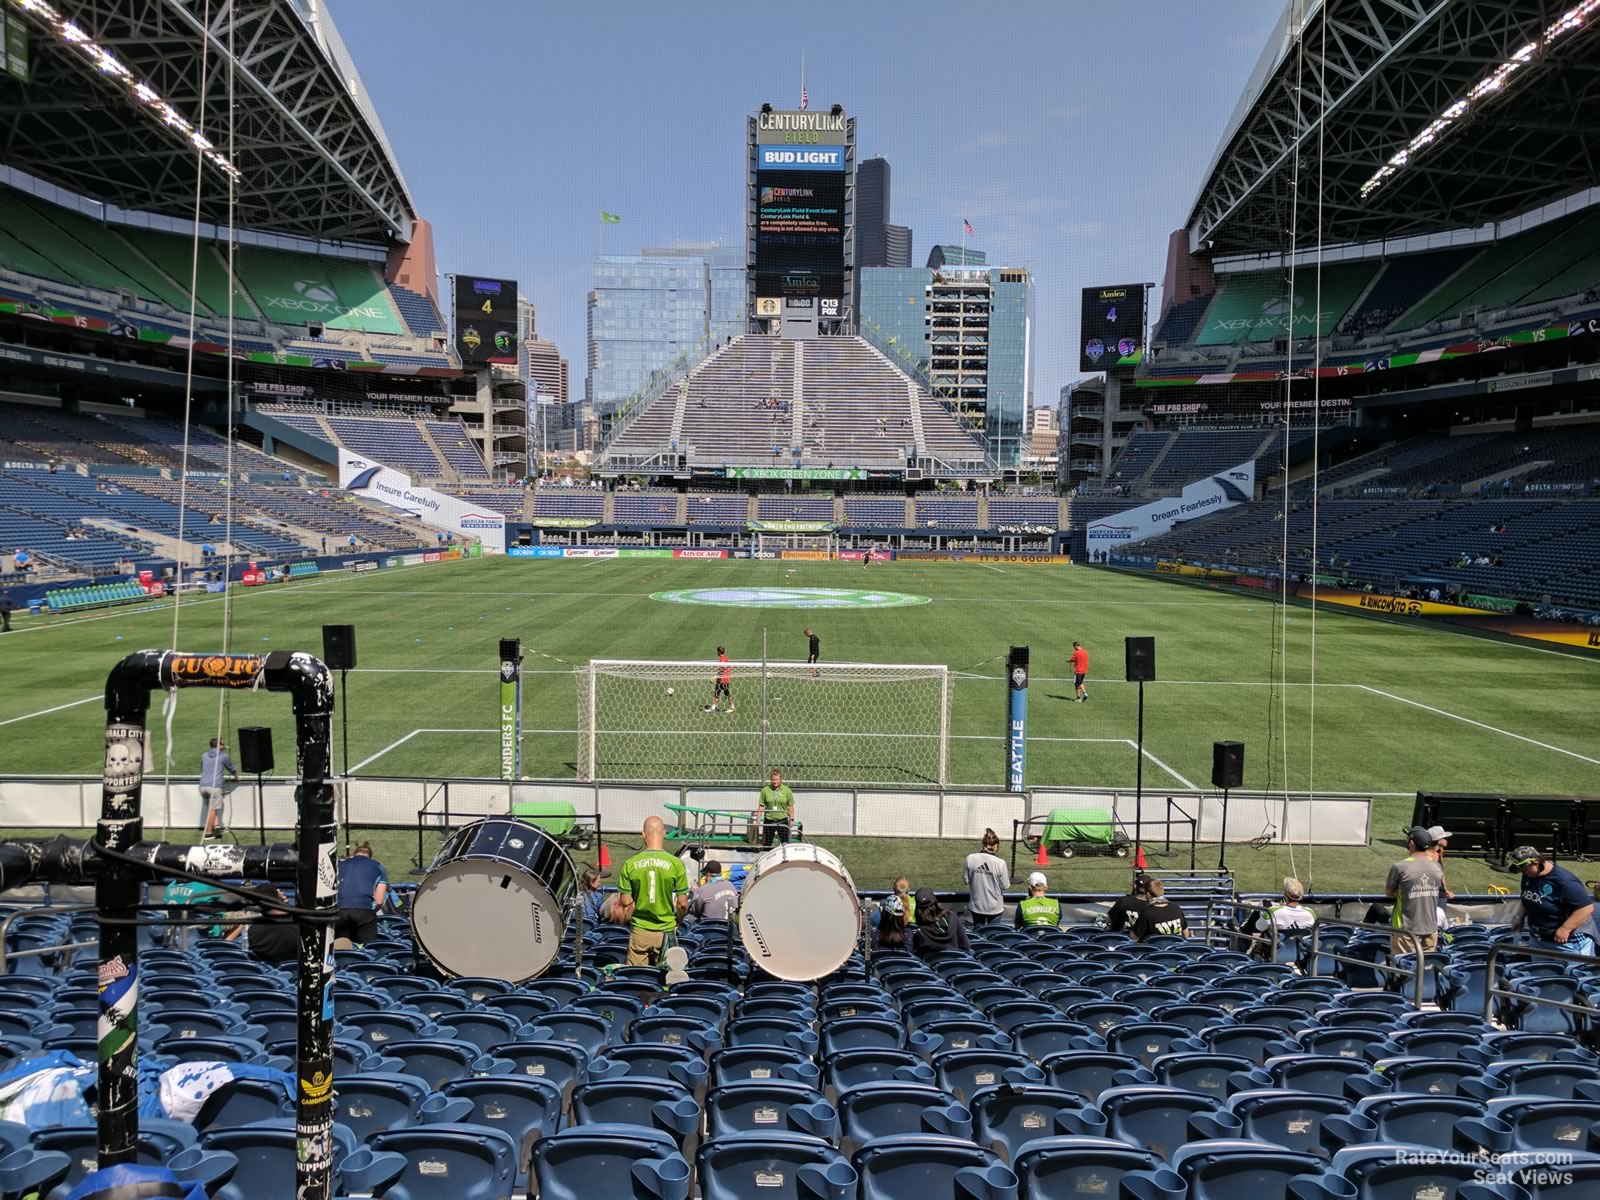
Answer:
[2,555,1594,896]
[2,556,1595,793]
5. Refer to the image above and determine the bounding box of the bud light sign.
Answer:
[758,145,844,170]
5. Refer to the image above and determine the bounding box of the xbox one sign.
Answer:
[255,278,403,334]
[652,587,930,609]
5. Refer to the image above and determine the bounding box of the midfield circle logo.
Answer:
[651,587,930,609]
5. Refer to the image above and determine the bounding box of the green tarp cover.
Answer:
[1044,807,1115,845]
[511,800,577,837]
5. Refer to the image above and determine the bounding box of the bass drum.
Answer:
[412,817,576,983]
[739,842,860,982]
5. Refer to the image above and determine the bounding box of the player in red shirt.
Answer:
[705,646,735,714]
[1070,641,1089,702]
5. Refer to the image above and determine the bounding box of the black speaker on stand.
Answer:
[238,726,273,846]
[323,625,356,798]
[1124,637,1156,859]
[1212,741,1244,873]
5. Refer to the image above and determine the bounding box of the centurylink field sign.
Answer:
[651,587,930,609]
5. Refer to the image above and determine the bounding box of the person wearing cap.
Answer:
[1270,877,1314,934]
[1385,826,1444,955]
[1427,825,1457,901]
[1106,874,1153,933]
[911,886,970,957]
[689,859,738,922]
[1508,847,1597,956]
[963,828,1011,926]
[334,841,388,945]
[1015,873,1061,929]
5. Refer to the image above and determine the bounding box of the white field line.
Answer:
[0,695,101,727]
[1358,685,1600,767]
[1126,738,1201,789]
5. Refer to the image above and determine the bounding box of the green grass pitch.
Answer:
[2,556,1594,896]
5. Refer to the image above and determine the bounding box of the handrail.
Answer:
[0,902,99,975]
[1214,897,1282,962]
[1310,914,1428,1008]
[1481,938,1600,1024]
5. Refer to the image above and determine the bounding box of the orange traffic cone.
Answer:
[1035,840,1049,867]
[597,842,612,869]
[1134,845,1147,870]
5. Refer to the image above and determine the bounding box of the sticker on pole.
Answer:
[652,587,930,609]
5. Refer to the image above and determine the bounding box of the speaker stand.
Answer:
[254,771,266,846]
[1218,785,1230,873]
[339,667,350,850]
[1134,679,1145,862]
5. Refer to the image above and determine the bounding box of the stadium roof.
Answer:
[0,0,416,245]
[1187,0,1600,257]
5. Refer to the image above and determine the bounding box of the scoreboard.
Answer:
[752,109,850,321]
[1079,284,1146,373]
[454,276,518,366]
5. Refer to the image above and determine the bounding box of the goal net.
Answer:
[755,532,837,559]
[576,658,950,786]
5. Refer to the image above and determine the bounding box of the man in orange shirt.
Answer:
[1070,641,1089,702]
[704,645,735,714]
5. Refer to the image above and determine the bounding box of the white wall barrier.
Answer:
[0,777,1373,847]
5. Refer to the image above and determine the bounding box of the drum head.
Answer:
[413,862,565,983]
[740,847,860,982]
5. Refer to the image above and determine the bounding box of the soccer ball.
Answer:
[665,687,675,696]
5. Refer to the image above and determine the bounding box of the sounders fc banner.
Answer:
[338,455,506,553]
[1086,460,1255,549]
[499,639,521,781]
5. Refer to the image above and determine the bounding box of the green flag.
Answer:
[601,211,622,224]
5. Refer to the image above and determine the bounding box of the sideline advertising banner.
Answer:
[338,455,506,553]
[564,547,619,559]
[1006,646,1029,793]
[673,549,729,559]
[1305,588,1486,618]
[1086,461,1255,549]
[507,546,565,558]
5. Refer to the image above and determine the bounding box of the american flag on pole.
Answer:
[963,218,975,236]
[801,83,808,111]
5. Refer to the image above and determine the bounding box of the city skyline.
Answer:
[333,1,1283,404]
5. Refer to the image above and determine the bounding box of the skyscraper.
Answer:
[926,245,986,269]
[586,253,710,421]
[884,224,912,269]
[856,157,892,268]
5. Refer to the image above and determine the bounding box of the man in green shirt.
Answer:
[1015,871,1061,929]
[757,769,795,847]
[615,815,690,967]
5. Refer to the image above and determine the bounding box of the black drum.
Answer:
[412,817,576,982]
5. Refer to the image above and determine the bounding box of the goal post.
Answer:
[755,531,838,559]
[576,658,951,787]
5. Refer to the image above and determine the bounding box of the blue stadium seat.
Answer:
[726,1017,818,1058]
[592,1044,709,1092]
[0,1148,71,1200]
[365,1123,519,1200]
[919,1020,1016,1057]
[1169,1140,1352,1200]
[440,1011,528,1055]
[935,1050,1045,1104]
[1463,1061,1600,1101]
[629,1014,722,1055]
[198,1123,358,1200]
[1347,1056,1486,1099]
[1064,1085,1240,1159]
[1039,1051,1154,1101]
[825,1050,936,1093]
[836,1082,972,1149]
[1352,1094,1484,1150]
[1456,1096,1600,1154]
[330,1072,434,1144]
[370,1039,482,1090]
[713,1047,822,1090]
[340,1009,446,1050]
[525,1010,615,1058]
[569,1079,699,1145]
[1226,1089,1376,1158]
[702,1081,837,1141]
[697,1133,857,1200]
[1106,1023,1205,1068]
[1466,1032,1598,1067]
[820,1016,908,1058]
[1487,1149,1600,1199]
[1331,1142,1527,1199]
[531,1124,690,1200]
[1148,1052,1260,1099]
[438,1076,564,1175]
[484,1040,592,1105]
[850,1134,1017,1200]
[970,1085,1091,1163]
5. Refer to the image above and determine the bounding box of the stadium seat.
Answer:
[592,1044,709,1092]
[703,1081,838,1141]
[370,1039,482,1090]
[569,1079,699,1145]
[850,1134,1018,1200]
[1352,1094,1484,1150]
[1106,1023,1206,1068]
[197,1123,358,1200]
[935,1050,1045,1104]
[1463,1061,1600,1101]
[484,1040,592,1106]
[1226,1089,1376,1158]
[836,1082,972,1150]
[697,1133,857,1200]
[525,1010,615,1058]
[1456,1096,1600,1154]
[970,1084,1092,1163]
[1331,1142,1528,1199]
[365,1123,519,1200]
[1039,1051,1154,1100]
[712,1046,822,1090]
[726,1017,818,1058]
[531,1124,691,1200]
[330,1072,435,1144]
[825,1049,936,1093]
[1168,1140,1351,1200]
[1347,1056,1486,1099]
[1149,1052,1260,1099]
[820,1016,909,1058]
[1064,1085,1241,1159]
[438,1076,564,1174]
[918,1019,1016,1057]
[0,1148,72,1200]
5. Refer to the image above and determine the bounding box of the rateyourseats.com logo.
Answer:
[651,587,930,609]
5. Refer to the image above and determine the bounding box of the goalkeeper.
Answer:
[704,646,734,714]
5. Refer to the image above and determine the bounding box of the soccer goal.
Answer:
[754,531,838,559]
[576,658,950,786]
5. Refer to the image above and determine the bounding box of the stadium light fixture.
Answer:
[9,0,243,181]
[1360,1,1599,200]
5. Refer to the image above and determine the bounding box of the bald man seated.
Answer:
[615,816,690,967]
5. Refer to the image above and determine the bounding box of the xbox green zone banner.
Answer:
[1086,459,1255,550]
[499,639,522,781]
[338,454,506,553]
[748,519,837,533]
[728,466,866,480]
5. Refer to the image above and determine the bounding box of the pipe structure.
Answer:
[0,649,338,1200]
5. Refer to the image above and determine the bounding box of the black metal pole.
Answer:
[1219,785,1230,873]
[340,668,350,854]
[256,771,266,846]
[1134,680,1145,860]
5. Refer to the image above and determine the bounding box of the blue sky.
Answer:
[333,1,1283,404]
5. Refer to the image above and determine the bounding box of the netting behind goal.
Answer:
[576,659,950,786]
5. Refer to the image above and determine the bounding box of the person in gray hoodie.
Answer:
[911,887,970,957]
[963,829,1011,925]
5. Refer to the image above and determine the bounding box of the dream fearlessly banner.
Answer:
[1086,461,1255,549]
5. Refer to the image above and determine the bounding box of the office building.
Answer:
[926,245,986,270]
[642,241,747,345]
[859,263,1034,467]
[884,224,912,269]
[1057,378,1147,492]
[585,253,713,421]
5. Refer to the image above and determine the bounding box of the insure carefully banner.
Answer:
[338,455,506,553]
[1086,460,1255,549]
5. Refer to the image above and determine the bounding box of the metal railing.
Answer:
[1481,938,1600,1025]
[0,902,99,975]
[1309,914,1428,1007]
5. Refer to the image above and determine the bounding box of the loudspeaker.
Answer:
[322,624,356,671]
[237,726,273,775]
[1124,636,1156,683]
[1212,741,1244,790]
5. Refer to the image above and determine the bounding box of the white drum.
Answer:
[739,842,860,981]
